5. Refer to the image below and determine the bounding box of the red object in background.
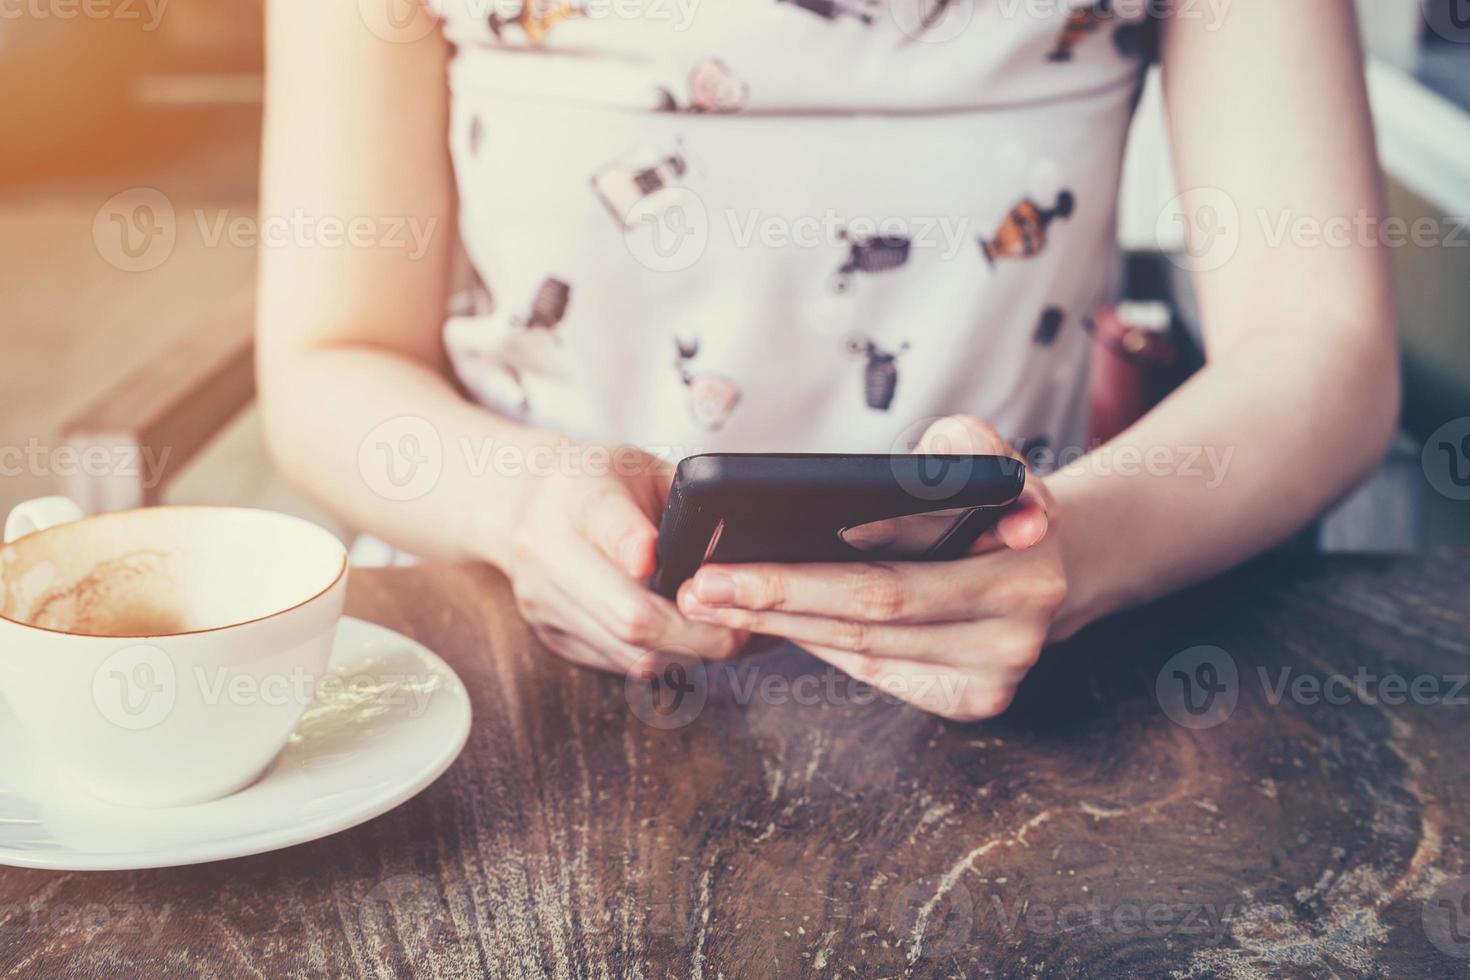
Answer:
[1085,301,1183,444]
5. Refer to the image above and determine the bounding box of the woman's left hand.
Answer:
[676,416,1068,722]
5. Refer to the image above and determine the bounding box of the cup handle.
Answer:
[4,496,85,544]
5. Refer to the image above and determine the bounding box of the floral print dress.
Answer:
[429,0,1155,460]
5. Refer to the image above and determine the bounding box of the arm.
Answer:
[256,0,742,668]
[256,0,517,562]
[1050,0,1399,635]
[675,0,1399,720]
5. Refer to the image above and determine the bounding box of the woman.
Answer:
[257,0,1398,720]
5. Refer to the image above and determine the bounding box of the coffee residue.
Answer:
[19,550,187,636]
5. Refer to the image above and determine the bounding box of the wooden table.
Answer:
[3,553,1470,978]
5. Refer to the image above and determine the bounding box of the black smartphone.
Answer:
[651,453,1025,599]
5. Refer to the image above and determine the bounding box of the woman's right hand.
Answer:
[501,445,748,674]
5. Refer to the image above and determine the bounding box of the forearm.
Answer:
[259,344,558,567]
[1047,326,1399,639]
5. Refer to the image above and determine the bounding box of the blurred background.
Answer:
[1,0,1467,547]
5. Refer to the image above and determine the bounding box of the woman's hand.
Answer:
[676,417,1066,721]
[504,444,749,674]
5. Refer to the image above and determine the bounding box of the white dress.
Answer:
[429,0,1154,462]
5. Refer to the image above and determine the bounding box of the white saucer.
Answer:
[0,617,472,871]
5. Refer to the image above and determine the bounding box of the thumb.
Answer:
[994,495,1050,551]
[576,483,660,579]
[913,414,1012,457]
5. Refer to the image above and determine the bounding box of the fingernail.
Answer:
[681,595,719,622]
[695,571,735,605]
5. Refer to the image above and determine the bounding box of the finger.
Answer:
[555,529,747,662]
[680,591,1043,674]
[572,483,660,579]
[685,548,1063,625]
[993,493,1050,551]
[531,623,630,673]
[688,559,929,622]
[799,645,1019,722]
[519,573,651,671]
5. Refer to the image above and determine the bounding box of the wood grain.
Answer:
[2,553,1469,978]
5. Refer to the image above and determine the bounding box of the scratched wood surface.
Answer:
[2,553,1469,978]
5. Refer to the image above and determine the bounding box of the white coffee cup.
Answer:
[0,497,348,808]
